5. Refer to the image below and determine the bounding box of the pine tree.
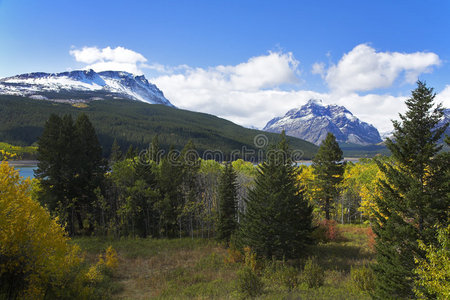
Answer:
[312,133,344,220]
[238,131,314,259]
[156,145,184,237]
[110,138,122,163]
[150,135,161,163]
[35,114,105,235]
[73,113,106,233]
[217,162,238,242]
[372,81,449,298]
[125,144,136,159]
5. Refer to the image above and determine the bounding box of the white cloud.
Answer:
[311,62,325,76]
[322,44,441,93]
[70,45,446,133]
[70,46,148,74]
[436,85,450,108]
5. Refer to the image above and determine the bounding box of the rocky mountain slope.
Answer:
[264,99,382,146]
[0,69,173,106]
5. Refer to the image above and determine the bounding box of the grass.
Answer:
[72,224,375,299]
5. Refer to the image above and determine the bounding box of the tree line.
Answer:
[7,80,448,298]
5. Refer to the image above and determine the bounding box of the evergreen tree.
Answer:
[372,81,449,298]
[217,162,238,242]
[36,114,79,234]
[156,145,184,237]
[179,140,200,238]
[35,114,105,235]
[150,135,161,163]
[125,144,137,159]
[238,131,314,259]
[73,114,106,233]
[312,133,344,220]
[110,138,122,163]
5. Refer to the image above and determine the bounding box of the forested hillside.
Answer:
[0,95,317,158]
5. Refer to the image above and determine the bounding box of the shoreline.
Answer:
[6,160,38,167]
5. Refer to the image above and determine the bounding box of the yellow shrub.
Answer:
[0,161,86,299]
[104,246,119,271]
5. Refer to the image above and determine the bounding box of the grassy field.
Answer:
[73,224,375,299]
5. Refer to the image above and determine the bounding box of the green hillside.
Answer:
[0,95,318,159]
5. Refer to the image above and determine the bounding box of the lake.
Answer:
[6,161,38,179]
[17,166,37,179]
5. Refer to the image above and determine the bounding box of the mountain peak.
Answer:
[0,70,173,106]
[263,99,382,145]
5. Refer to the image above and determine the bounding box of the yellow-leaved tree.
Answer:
[0,160,94,299]
[414,225,450,299]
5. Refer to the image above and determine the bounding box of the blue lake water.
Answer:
[17,166,37,179]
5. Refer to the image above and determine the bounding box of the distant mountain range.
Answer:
[0,69,173,106]
[264,99,382,146]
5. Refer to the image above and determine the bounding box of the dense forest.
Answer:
[0,82,449,299]
[0,95,317,159]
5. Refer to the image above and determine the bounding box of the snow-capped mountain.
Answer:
[263,99,382,146]
[380,108,449,142]
[0,69,173,106]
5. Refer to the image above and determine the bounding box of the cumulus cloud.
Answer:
[436,85,450,108]
[70,46,148,74]
[70,45,446,133]
[320,44,441,93]
[311,62,325,77]
[151,52,308,127]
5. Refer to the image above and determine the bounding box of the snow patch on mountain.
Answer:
[0,69,173,106]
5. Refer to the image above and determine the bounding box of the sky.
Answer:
[1,0,449,132]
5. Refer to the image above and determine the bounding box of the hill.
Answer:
[0,95,318,159]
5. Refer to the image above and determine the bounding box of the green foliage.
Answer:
[35,113,106,236]
[236,266,264,299]
[0,142,37,160]
[372,81,449,299]
[109,138,122,163]
[302,257,325,288]
[263,260,299,291]
[312,133,344,220]
[414,225,450,299]
[350,265,375,292]
[0,95,318,158]
[216,162,238,242]
[238,132,314,259]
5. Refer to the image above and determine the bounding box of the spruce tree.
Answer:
[238,131,314,259]
[217,162,238,242]
[312,133,344,220]
[156,145,184,237]
[36,114,105,235]
[74,114,106,232]
[150,135,161,163]
[372,81,449,298]
[110,138,122,163]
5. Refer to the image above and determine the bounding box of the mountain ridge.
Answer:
[263,99,382,146]
[0,69,173,106]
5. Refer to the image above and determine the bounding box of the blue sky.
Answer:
[1,0,449,131]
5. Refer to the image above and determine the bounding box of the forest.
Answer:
[0,95,317,159]
[0,81,449,299]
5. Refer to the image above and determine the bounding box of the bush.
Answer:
[312,219,341,243]
[263,260,299,291]
[279,265,299,291]
[366,227,376,251]
[302,257,325,288]
[236,266,264,299]
[350,265,375,292]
